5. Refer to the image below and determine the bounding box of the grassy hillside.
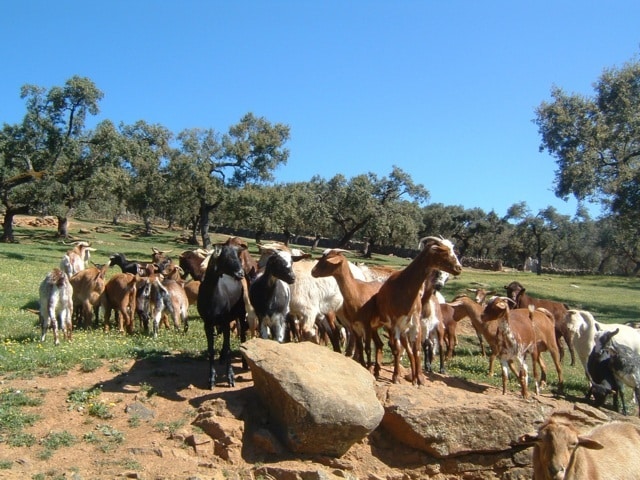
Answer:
[0,216,638,397]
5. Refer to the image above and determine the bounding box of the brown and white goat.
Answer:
[60,241,96,278]
[39,268,74,345]
[372,236,462,385]
[150,277,189,337]
[100,273,138,333]
[505,281,574,366]
[70,263,110,328]
[519,415,640,480]
[311,249,385,376]
[481,297,564,398]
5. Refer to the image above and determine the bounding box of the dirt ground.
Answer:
[0,347,428,479]
[0,345,580,480]
[0,353,469,480]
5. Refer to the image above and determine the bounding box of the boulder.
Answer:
[377,378,608,459]
[241,338,384,456]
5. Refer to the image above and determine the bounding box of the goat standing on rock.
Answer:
[371,236,462,385]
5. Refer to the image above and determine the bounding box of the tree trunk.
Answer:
[200,205,212,250]
[312,235,321,252]
[57,216,69,239]
[188,215,199,246]
[1,212,16,243]
[1,206,30,243]
[143,215,153,236]
[363,239,375,258]
[199,199,222,250]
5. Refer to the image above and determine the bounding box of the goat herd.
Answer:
[36,236,640,479]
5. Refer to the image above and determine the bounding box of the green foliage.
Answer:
[0,389,42,446]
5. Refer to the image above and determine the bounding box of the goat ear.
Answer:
[577,436,605,450]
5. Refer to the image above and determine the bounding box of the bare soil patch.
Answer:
[0,351,576,480]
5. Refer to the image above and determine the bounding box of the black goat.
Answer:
[595,328,640,417]
[196,243,247,389]
[109,252,170,277]
[586,338,622,412]
[109,253,145,275]
[249,250,296,343]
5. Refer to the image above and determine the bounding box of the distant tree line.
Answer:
[2,56,640,275]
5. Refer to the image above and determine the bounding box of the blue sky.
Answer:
[2,1,638,218]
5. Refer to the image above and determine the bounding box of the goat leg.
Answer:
[204,322,217,389]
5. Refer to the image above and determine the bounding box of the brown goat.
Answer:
[70,263,110,328]
[519,415,640,480]
[183,280,200,306]
[481,297,564,398]
[372,236,463,385]
[311,249,385,377]
[100,273,138,333]
[505,281,574,366]
[448,294,488,357]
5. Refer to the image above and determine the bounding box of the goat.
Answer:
[519,416,640,480]
[564,309,640,387]
[310,249,385,376]
[222,237,260,338]
[593,328,640,417]
[178,248,211,281]
[39,268,74,345]
[505,281,574,366]
[481,297,564,398]
[60,241,96,278]
[371,236,462,385]
[249,249,297,343]
[150,277,188,337]
[100,273,138,333]
[421,268,451,374]
[109,252,147,276]
[585,339,622,412]
[446,294,488,356]
[151,247,173,266]
[183,280,200,306]
[289,257,368,350]
[439,302,457,360]
[467,287,496,305]
[447,294,488,357]
[197,243,247,389]
[69,263,109,328]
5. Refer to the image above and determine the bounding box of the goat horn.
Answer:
[418,236,441,249]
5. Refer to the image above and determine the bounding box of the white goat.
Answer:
[289,259,367,343]
[564,309,640,383]
[39,268,74,345]
[60,241,96,277]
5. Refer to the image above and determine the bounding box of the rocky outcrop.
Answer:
[240,338,384,456]
[189,341,638,479]
[378,379,547,457]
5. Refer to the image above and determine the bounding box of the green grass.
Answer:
[0,217,638,447]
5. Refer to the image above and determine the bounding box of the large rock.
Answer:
[241,338,384,456]
[377,377,608,459]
